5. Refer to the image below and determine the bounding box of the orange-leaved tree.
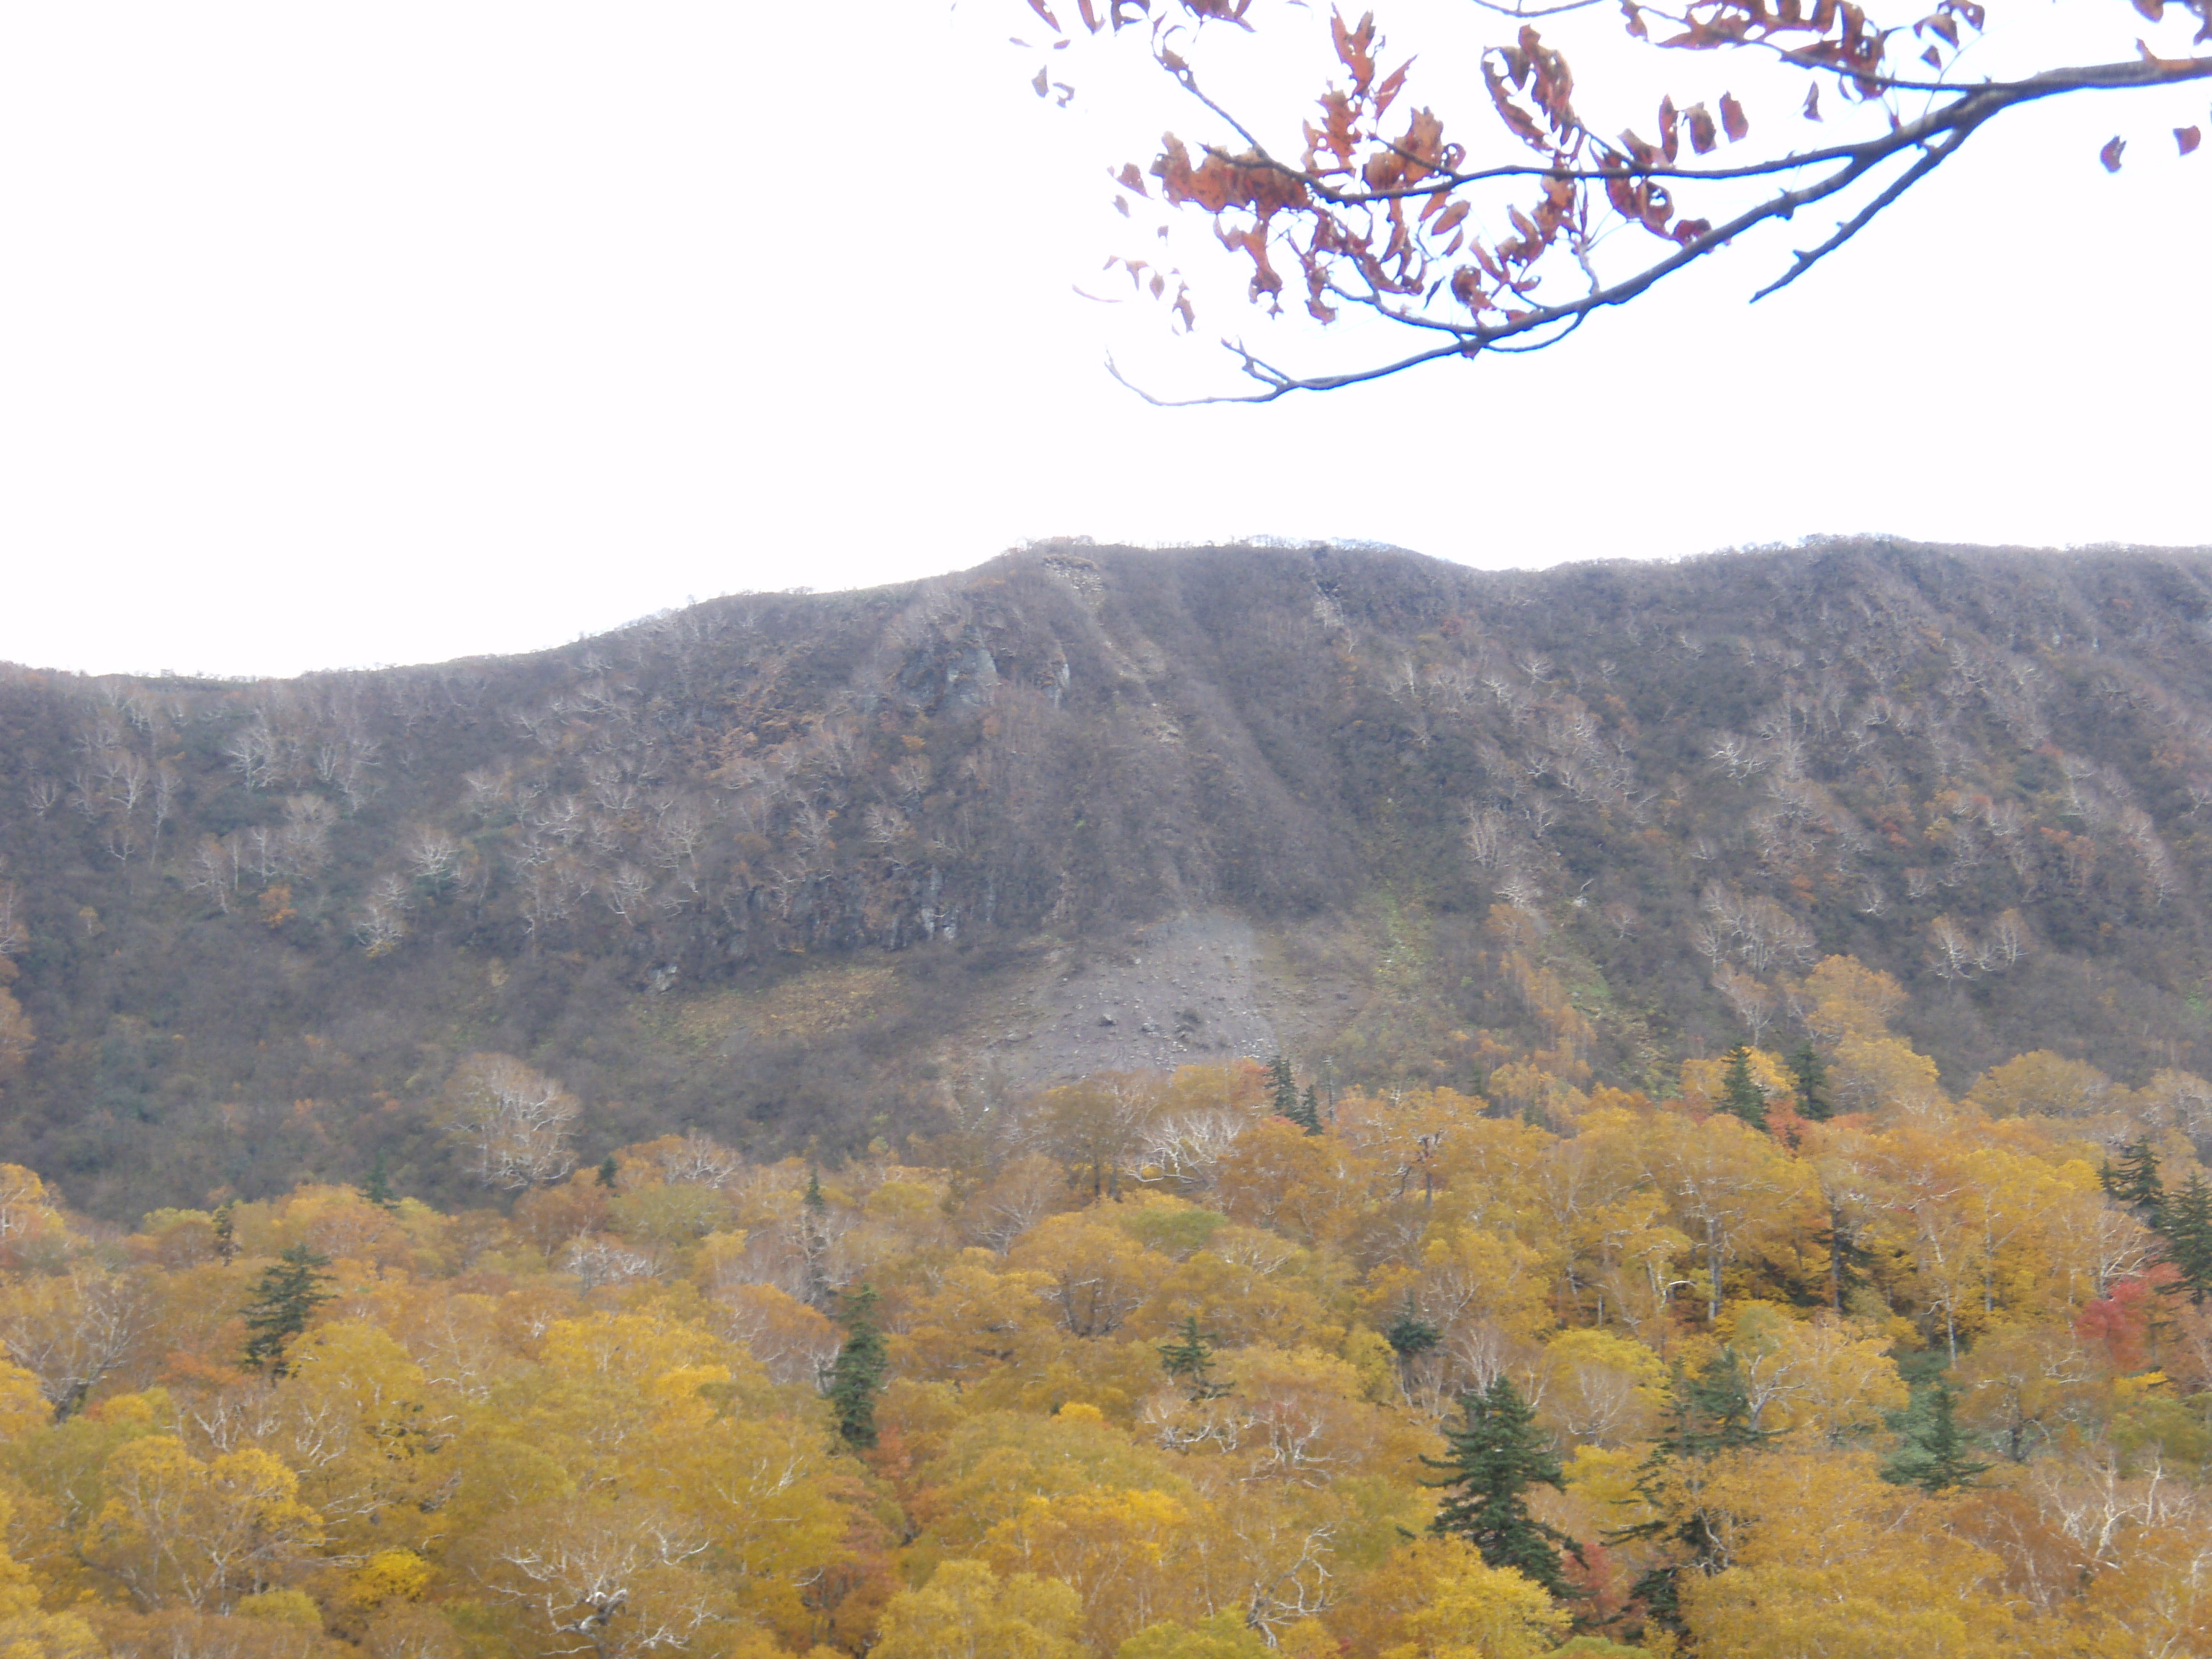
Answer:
[1022,0,2212,398]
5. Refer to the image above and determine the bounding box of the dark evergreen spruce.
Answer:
[1815,1203,1873,1316]
[1881,1380,1991,1493]
[2099,1138,2165,1223]
[1271,1055,1320,1133]
[212,1200,238,1267]
[2154,1173,2212,1306]
[1660,1349,1768,1460]
[1158,1315,1228,1401]
[1611,1351,1773,1632]
[1719,1047,1767,1130]
[826,1283,889,1449]
[1424,1375,1577,1596]
[1383,1297,1442,1365]
[799,1169,834,1308]
[1787,1043,1831,1121]
[595,1154,619,1189]
[240,1243,333,1375]
[361,1153,399,1213]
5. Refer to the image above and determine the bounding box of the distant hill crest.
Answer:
[4,537,2212,1217]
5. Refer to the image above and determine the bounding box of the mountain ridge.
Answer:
[4,535,2212,1219]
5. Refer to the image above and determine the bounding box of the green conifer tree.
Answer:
[1424,1375,1577,1596]
[1881,1380,1990,1493]
[1383,1297,1442,1364]
[361,1153,399,1213]
[1815,1202,1872,1315]
[1158,1315,1228,1401]
[1299,1084,1325,1134]
[1663,1349,1768,1460]
[1271,1054,1321,1133]
[1611,1351,1773,1632]
[240,1244,333,1376]
[595,1154,619,1189]
[2099,1139,2165,1224]
[1787,1043,1831,1121]
[212,1200,238,1267]
[1718,1046,1768,1130]
[826,1283,889,1450]
[2154,1173,2212,1306]
[800,1169,834,1309]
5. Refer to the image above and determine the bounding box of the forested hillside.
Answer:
[0,1044,2203,1658]
[4,538,2212,1216]
[4,541,2212,1655]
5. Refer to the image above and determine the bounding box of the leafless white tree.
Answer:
[444,1054,580,1190]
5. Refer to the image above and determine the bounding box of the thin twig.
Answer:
[1466,0,1611,17]
[1750,129,1969,301]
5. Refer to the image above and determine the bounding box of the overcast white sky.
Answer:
[1,1,2206,678]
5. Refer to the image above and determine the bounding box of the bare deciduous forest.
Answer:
[4,540,2212,1217]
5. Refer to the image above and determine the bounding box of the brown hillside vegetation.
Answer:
[4,539,2212,1215]
[0,1044,2204,1657]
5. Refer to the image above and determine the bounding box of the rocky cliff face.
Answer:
[4,536,2212,1216]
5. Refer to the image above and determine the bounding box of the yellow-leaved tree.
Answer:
[1678,1451,2014,1658]
[82,1437,324,1610]
[871,1559,1084,1659]
[1331,1537,1567,1659]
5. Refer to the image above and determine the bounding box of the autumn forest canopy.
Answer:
[6,539,2212,1650]
[0,1022,2206,1659]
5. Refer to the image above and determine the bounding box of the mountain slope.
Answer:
[4,536,2212,1218]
